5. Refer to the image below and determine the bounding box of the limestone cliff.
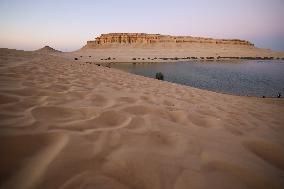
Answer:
[84,33,254,48]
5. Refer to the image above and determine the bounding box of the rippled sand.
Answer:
[0,48,284,189]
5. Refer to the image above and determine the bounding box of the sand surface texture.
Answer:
[0,48,284,189]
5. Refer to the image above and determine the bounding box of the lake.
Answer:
[111,60,284,97]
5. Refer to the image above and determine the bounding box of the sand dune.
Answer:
[0,48,284,189]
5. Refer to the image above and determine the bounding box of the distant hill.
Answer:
[35,46,61,53]
[83,33,254,49]
[71,33,284,62]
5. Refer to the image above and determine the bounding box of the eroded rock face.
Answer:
[84,33,254,48]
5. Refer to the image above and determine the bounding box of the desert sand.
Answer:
[0,47,284,189]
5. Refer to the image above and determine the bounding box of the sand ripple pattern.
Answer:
[0,49,284,189]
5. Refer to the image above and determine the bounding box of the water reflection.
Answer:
[112,60,284,97]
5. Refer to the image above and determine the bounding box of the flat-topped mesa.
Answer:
[84,33,254,48]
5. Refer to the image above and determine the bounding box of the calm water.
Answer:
[112,60,284,97]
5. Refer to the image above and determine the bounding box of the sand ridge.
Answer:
[0,48,284,188]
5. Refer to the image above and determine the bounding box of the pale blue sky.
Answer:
[0,0,284,51]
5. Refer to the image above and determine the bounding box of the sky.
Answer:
[0,0,284,52]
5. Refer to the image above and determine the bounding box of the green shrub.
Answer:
[155,72,164,80]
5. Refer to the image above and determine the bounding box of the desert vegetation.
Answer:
[155,72,164,80]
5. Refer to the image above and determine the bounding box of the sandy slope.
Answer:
[0,48,284,189]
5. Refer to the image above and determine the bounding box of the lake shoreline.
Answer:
[74,57,284,64]
[108,60,284,98]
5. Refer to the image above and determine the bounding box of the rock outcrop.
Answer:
[84,33,254,48]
